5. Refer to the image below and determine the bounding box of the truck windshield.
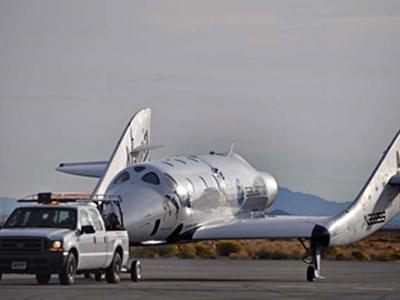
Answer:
[4,207,77,230]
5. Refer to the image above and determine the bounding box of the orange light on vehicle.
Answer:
[49,247,64,252]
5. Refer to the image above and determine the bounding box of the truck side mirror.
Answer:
[81,225,96,234]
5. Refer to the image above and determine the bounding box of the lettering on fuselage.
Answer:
[365,211,386,225]
[236,178,245,206]
[245,185,267,198]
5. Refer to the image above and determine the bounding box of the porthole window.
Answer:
[186,178,195,195]
[175,159,187,165]
[164,173,178,188]
[212,175,221,191]
[188,156,199,163]
[199,176,208,190]
[134,166,146,172]
[113,172,130,184]
[141,172,160,185]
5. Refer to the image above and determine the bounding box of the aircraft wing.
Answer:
[189,215,332,242]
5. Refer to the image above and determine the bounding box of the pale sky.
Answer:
[0,0,399,202]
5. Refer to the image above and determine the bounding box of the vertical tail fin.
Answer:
[93,108,151,195]
[328,129,400,246]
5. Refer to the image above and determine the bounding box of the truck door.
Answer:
[78,209,97,269]
[87,208,108,268]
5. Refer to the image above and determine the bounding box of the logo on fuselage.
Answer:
[236,178,245,206]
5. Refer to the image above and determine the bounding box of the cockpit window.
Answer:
[113,172,130,184]
[134,166,146,172]
[141,172,160,185]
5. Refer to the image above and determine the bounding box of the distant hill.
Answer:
[0,197,19,224]
[267,187,400,229]
[268,209,292,216]
[267,187,350,216]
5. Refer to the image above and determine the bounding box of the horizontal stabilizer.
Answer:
[191,216,330,241]
[389,173,400,185]
[130,144,163,155]
[56,161,108,178]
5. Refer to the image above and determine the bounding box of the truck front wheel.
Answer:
[36,273,51,284]
[106,252,122,284]
[59,252,77,285]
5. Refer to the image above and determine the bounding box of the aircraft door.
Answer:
[161,192,180,235]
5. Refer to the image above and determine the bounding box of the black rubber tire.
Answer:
[36,273,51,284]
[306,266,315,282]
[106,252,122,284]
[0,273,2,282]
[59,252,77,285]
[84,272,91,279]
[94,271,102,282]
[130,260,142,282]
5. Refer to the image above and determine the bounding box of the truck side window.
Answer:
[88,209,104,231]
[102,202,122,230]
[79,210,91,227]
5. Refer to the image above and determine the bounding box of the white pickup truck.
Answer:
[0,193,135,285]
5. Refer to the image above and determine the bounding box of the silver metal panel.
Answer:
[56,161,108,178]
[192,216,330,240]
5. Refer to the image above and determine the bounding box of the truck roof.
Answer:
[15,202,97,210]
[18,192,122,206]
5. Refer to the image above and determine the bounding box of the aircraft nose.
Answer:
[268,176,278,200]
[106,183,164,240]
[260,172,278,204]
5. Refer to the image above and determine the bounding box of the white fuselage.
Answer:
[105,153,278,244]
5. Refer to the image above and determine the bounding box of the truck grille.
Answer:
[0,238,47,253]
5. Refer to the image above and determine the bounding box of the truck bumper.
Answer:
[0,252,67,274]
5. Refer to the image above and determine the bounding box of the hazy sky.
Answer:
[0,0,399,202]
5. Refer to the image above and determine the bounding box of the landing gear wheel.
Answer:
[130,260,142,282]
[306,266,315,282]
[59,252,77,285]
[94,271,103,282]
[84,272,91,279]
[106,252,122,284]
[36,273,51,284]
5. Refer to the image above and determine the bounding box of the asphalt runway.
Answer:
[0,259,399,300]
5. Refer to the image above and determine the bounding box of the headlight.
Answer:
[50,240,63,251]
[52,241,62,248]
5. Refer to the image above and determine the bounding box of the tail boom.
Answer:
[327,130,400,246]
[93,108,151,195]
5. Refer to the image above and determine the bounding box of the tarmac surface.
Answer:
[0,259,399,300]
